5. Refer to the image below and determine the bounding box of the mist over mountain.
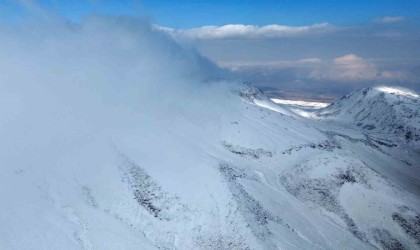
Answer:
[0,11,419,250]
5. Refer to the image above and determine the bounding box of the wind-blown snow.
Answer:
[375,86,419,98]
[0,15,419,250]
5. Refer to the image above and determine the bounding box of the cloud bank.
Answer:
[157,23,334,40]
[308,54,409,81]
[221,54,414,82]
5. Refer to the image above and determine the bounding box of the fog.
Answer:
[0,14,234,175]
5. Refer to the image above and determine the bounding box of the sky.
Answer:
[3,0,420,27]
[1,0,420,100]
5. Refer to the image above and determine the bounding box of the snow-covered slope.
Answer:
[316,87,420,150]
[0,17,419,250]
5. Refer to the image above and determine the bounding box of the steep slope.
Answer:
[316,87,420,150]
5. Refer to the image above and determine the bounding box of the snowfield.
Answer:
[0,17,419,250]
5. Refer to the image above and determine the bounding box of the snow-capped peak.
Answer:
[375,86,419,98]
[315,86,420,145]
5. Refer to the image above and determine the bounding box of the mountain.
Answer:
[315,87,420,151]
[1,17,420,250]
[3,83,419,250]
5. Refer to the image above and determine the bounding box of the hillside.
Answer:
[316,87,420,150]
[0,17,419,250]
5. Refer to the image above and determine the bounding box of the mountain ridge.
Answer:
[316,86,420,150]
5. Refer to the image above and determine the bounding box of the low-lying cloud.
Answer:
[219,53,419,99]
[221,54,414,82]
[308,54,410,82]
[0,14,234,172]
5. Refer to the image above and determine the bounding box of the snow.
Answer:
[0,16,419,250]
[375,86,419,98]
[271,98,330,108]
[314,87,420,152]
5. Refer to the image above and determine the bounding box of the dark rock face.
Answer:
[237,85,266,104]
[118,155,189,221]
[223,141,273,159]
[219,163,295,248]
[392,211,420,245]
[370,228,406,250]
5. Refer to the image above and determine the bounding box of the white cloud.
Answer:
[309,54,378,81]
[156,23,334,40]
[330,54,378,80]
[218,54,414,83]
[309,54,411,82]
[298,58,323,64]
[373,16,405,24]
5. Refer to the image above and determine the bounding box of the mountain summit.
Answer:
[316,87,420,149]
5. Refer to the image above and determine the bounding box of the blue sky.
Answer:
[139,0,420,28]
[2,0,420,27]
